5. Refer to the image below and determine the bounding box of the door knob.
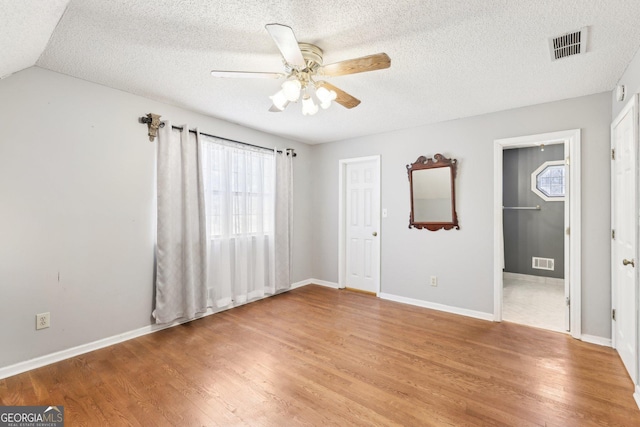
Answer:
[623,259,635,267]
[372,231,378,237]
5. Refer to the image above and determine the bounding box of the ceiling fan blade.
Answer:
[265,23,306,68]
[269,102,289,112]
[319,53,391,77]
[316,81,361,109]
[211,70,285,79]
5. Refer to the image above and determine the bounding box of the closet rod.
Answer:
[138,115,296,156]
[503,206,540,210]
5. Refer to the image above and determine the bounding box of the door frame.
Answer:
[610,94,639,386]
[338,155,382,294]
[493,129,581,339]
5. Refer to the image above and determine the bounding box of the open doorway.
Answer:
[493,130,581,339]
[502,144,566,332]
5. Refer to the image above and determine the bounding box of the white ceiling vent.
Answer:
[549,27,588,61]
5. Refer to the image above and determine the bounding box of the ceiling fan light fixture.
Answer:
[281,79,301,102]
[211,23,391,115]
[301,94,318,116]
[316,86,337,109]
[269,89,288,110]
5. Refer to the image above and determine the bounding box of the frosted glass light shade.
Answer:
[301,95,318,116]
[282,79,302,102]
[269,90,288,110]
[316,86,337,109]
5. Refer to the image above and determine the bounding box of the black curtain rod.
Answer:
[172,125,296,157]
[138,115,296,156]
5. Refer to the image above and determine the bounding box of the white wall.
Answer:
[0,67,312,368]
[310,92,612,339]
[613,46,640,119]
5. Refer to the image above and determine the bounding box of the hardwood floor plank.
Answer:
[1,285,639,426]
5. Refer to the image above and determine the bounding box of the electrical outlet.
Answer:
[430,276,438,287]
[36,312,50,330]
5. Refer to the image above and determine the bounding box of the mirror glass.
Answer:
[412,168,453,222]
[407,154,459,231]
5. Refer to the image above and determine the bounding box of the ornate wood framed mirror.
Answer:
[407,154,460,231]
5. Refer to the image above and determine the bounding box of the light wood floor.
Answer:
[1,285,639,426]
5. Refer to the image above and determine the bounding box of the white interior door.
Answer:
[345,159,380,293]
[612,95,638,383]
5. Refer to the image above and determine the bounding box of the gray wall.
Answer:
[503,145,564,279]
[0,67,313,368]
[310,92,612,339]
[0,65,620,370]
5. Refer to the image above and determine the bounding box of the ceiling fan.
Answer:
[211,24,391,115]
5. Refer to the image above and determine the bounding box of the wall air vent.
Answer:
[532,257,555,271]
[549,27,588,61]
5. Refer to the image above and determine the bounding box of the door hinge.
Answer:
[566,296,570,306]
[613,308,616,321]
[612,148,616,160]
[612,229,616,240]
[566,227,570,236]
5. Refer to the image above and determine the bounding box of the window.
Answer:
[531,160,565,201]
[201,137,274,237]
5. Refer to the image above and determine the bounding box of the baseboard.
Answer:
[291,279,340,289]
[0,279,340,380]
[290,279,313,289]
[0,319,184,380]
[503,272,564,286]
[634,385,640,410]
[308,278,341,289]
[580,334,612,347]
[378,293,493,322]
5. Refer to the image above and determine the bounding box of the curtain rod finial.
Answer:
[139,113,163,141]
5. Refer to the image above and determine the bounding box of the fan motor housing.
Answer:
[299,43,323,70]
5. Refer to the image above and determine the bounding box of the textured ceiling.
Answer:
[0,0,69,79]
[8,1,640,143]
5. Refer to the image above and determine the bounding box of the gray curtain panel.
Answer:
[274,149,293,291]
[154,124,208,324]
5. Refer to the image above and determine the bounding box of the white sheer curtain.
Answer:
[274,149,293,291]
[154,123,208,323]
[202,136,276,307]
[153,127,294,323]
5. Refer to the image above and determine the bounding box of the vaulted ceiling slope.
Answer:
[4,1,640,144]
[0,0,69,79]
